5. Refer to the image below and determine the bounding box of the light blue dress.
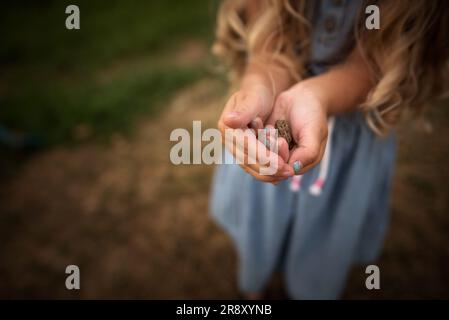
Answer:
[210,0,396,299]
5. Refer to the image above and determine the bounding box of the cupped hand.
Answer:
[266,83,329,175]
[218,85,294,183]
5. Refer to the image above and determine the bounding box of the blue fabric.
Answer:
[210,0,396,299]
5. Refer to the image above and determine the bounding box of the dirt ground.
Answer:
[0,79,448,299]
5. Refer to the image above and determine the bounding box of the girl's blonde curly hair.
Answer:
[213,0,449,135]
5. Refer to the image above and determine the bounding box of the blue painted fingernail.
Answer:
[293,161,301,175]
[264,128,270,149]
[265,139,270,150]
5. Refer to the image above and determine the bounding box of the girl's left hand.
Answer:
[266,82,329,175]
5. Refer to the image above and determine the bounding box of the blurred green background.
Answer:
[0,0,214,145]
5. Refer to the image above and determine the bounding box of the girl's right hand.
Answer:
[218,85,294,184]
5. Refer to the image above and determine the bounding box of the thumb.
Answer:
[288,126,326,175]
[223,91,267,128]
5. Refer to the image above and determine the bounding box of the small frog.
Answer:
[275,120,295,150]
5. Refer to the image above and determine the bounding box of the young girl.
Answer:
[210,0,449,299]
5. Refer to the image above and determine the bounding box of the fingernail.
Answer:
[293,161,302,175]
[225,111,240,119]
[265,139,270,150]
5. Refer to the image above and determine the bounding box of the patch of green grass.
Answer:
[0,0,216,75]
[1,66,207,144]
[0,0,217,145]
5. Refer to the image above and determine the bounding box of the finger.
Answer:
[265,92,292,126]
[277,137,290,163]
[244,135,286,176]
[254,127,293,178]
[248,116,264,136]
[224,127,287,176]
[223,92,262,128]
[263,126,293,177]
[249,117,263,130]
[241,164,284,184]
[287,117,327,172]
[223,127,268,169]
[288,133,327,174]
[264,132,292,177]
[240,164,288,185]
